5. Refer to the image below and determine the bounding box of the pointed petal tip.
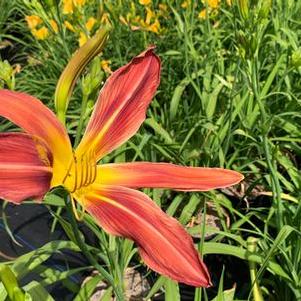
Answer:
[81,185,213,288]
[97,163,244,191]
[77,47,161,160]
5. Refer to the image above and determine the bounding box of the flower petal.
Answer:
[76,47,161,160]
[96,162,243,191]
[78,185,211,287]
[0,89,73,186]
[0,133,53,204]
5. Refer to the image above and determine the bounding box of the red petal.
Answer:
[76,47,161,160]
[0,133,52,204]
[0,89,73,185]
[80,185,211,287]
[96,162,243,191]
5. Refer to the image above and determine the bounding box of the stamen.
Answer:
[91,149,97,184]
[84,153,91,186]
[70,194,86,222]
[71,155,78,193]
[62,155,75,185]
[78,155,86,189]
[63,150,97,193]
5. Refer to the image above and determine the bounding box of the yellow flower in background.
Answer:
[119,2,164,35]
[145,7,155,25]
[181,0,191,8]
[146,18,160,33]
[78,32,88,46]
[50,20,59,33]
[119,15,128,25]
[101,13,110,24]
[64,21,75,32]
[85,17,96,31]
[158,4,168,12]
[202,0,220,9]
[226,0,232,5]
[139,0,151,5]
[25,15,42,29]
[198,8,208,19]
[100,60,112,74]
[32,27,49,40]
[74,0,86,7]
[63,0,73,14]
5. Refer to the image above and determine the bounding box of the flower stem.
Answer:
[64,195,124,301]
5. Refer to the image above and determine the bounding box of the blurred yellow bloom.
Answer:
[226,0,232,5]
[181,0,191,8]
[198,8,208,19]
[64,21,75,32]
[63,0,73,14]
[101,13,110,24]
[146,19,160,33]
[32,27,49,40]
[85,17,96,31]
[78,32,88,46]
[25,15,42,29]
[145,7,155,25]
[50,20,59,33]
[74,0,85,6]
[139,0,151,5]
[101,60,112,74]
[159,4,167,12]
[14,64,21,74]
[119,15,128,25]
[202,0,220,9]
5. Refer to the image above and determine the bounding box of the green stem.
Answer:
[247,237,264,301]
[74,93,89,147]
[64,196,124,301]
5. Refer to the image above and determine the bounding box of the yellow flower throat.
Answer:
[62,150,97,197]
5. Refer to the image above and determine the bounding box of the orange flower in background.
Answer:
[25,15,42,29]
[202,0,220,9]
[0,47,243,287]
[139,0,151,5]
[78,32,88,46]
[63,0,73,14]
[64,20,75,32]
[199,8,208,19]
[32,27,49,40]
[85,17,96,31]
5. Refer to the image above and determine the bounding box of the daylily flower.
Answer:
[0,47,243,287]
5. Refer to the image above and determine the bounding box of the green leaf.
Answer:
[74,274,103,301]
[23,281,54,301]
[12,241,79,279]
[203,242,291,281]
[144,118,173,144]
[145,276,166,300]
[164,279,180,301]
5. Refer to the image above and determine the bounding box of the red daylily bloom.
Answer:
[0,47,243,287]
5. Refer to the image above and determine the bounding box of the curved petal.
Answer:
[78,185,211,287]
[0,133,52,204]
[0,89,73,186]
[96,162,243,191]
[76,47,161,161]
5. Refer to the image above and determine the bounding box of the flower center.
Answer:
[62,150,97,194]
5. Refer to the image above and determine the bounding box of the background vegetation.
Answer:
[1,0,301,300]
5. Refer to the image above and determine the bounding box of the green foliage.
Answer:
[1,0,301,300]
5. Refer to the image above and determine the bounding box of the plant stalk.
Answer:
[64,195,125,301]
